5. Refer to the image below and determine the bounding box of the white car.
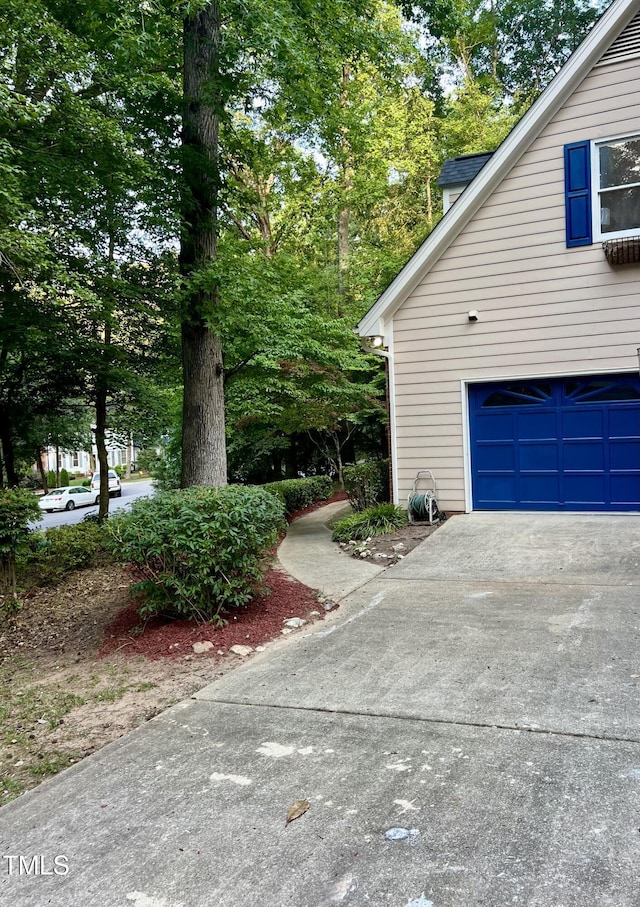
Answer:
[90,470,122,498]
[39,486,99,512]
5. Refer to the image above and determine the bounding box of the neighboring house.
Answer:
[437,152,493,214]
[358,0,640,514]
[43,436,137,476]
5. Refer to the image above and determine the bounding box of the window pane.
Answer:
[482,384,552,407]
[570,381,640,402]
[600,186,640,233]
[599,138,640,189]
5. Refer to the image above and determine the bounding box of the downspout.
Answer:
[360,333,398,506]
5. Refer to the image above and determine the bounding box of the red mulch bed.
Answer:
[100,567,323,661]
[99,492,348,662]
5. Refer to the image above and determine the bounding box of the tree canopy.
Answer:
[0,0,606,489]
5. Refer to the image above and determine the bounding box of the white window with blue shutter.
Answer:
[564,141,592,247]
[565,135,640,247]
[592,133,640,240]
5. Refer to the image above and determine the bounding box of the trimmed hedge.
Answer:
[106,485,286,623]
[342,460,389,512]
[263,475,333,516]
[19,522,110,586]
[332,503,408,543]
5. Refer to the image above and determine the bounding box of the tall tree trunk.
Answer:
[55,444,60,486]
[337,64,353,309]
[125,433,132,480]
[95,322,111,523]
[180,3,227,488]
[0,420,18,486]
[36,448,48,493]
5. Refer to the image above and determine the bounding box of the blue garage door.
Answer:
[470,375,640,511]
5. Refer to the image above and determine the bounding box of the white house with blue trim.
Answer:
[358,0,640,513]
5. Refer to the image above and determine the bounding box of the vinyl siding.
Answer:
[392,55,640,512]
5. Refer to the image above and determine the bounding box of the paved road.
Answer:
[33,479,154,530]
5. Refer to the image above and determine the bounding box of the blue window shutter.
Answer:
[564,141,592,247]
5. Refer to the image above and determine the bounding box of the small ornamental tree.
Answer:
[0,488,40,604]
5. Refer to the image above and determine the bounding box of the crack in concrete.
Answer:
[197,697,640,746]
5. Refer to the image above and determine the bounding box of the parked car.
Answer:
[39,486,99,512]
[90,470,122,498]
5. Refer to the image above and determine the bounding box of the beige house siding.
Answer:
[392,56,640,512]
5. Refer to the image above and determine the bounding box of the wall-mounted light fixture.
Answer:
[370,335,385,347]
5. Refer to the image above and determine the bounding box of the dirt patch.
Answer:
[337,519,445,565]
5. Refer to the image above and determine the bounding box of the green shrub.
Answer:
[106,485,286,623]
[47,470,56,488]
[20,523,110,586]
[264,476,333,515]
[342,460,389,512]
[332,503,408,543]
[0,488,41,600]
[82,478,91,487]
[59,468,70,487]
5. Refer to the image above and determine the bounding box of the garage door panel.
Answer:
[520,474,561,504]
[610,438,640,469]
[475,443,515,470]
[474,412,514,441]
[519,442,559,470]
[563,441,605,470]
[609,406,640,437]
[563,474,606,505]
[474,475,517,507]
[517,410,557,440]
[610,474,640,505]
[562,409,603,439]
[470,375,640,511]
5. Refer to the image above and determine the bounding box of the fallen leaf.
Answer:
[286,799,310,825]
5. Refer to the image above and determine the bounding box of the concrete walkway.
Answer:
[1,510,639,906]
[277,499,384,601]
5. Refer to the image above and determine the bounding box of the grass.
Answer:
[332,503,409,543]
[0,659,157,807]
[0,670,87,806]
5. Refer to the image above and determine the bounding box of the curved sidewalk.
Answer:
[277,500,384,601]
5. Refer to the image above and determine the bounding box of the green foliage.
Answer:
[47,471,56,488]
[0,0,603,490]
[343,460,390,512]
[0,488,41,599]
[59,468,70,487]
[332,503,408,543]
[20,523,110,586]
[106,485,286,623]
[148,430,182,491]
[264,476,333,516]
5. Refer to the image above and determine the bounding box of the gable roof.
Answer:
[436,152,494,188]
[358,0,640,340]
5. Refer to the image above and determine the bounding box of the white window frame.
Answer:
[591,130,640,241]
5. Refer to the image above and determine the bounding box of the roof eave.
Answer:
[357,0,639,340]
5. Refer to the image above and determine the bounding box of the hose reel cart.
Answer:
[407,470,445,525]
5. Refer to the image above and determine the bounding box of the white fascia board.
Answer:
[357,0,640,342]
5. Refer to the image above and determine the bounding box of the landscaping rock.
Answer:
[192,641,214,654]
[229,644,253,656]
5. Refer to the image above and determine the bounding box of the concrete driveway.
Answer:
[1,512,639,906]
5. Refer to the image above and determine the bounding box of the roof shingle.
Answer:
[437,152,494,188]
